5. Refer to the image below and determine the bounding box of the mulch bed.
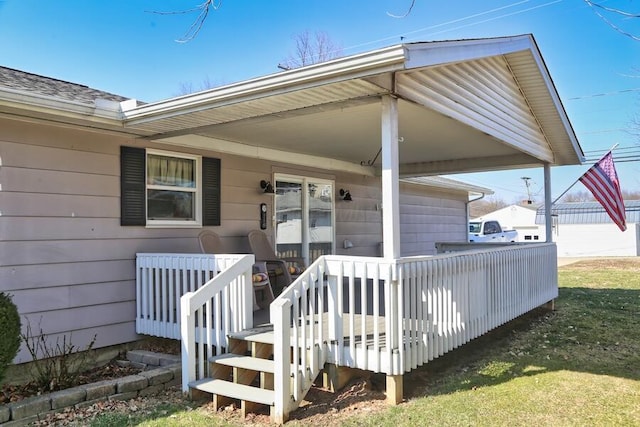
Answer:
[0,359,143,405]
[1,337,180,405]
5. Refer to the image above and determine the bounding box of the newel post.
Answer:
[180,292,195,393]
[271,298,291,424]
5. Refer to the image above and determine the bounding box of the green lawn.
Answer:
[91,258,640,426]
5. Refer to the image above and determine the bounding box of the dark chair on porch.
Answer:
[247,230,305,294]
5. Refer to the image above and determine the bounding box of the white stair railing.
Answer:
[270,255,401,423]
[179,254,255,392]
[270,257,330,423]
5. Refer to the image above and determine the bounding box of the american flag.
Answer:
[579,151,626,231]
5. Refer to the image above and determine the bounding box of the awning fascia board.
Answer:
[403,35,535,69]
[122,45,408,125]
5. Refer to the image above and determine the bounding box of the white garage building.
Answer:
[535,201,640,257]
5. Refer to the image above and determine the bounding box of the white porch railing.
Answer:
[136,253,252,339]
[135,253,254,390]
[396,242,557,372]
[136,244,558,421]
[269,242,557,420]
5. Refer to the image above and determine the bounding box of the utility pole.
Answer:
[521,177,532,204]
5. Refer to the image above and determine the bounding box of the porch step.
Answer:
[189,378,275,406]
[209,353,275,373]
[228,324,274,344]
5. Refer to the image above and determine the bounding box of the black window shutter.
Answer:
[120,146,146,226]
[202,157,221,226]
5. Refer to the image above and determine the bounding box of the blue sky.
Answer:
[1,0,638,203]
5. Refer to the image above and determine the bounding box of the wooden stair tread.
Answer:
[209,353,275,373]
[228,325,274,344]
[189,378,274,406]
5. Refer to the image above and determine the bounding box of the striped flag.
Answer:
[579,151,626,231]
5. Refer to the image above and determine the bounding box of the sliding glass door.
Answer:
[274,175,334,264]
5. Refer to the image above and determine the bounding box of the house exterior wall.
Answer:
[0,117,468,363]
[399,182,467,256]
[553,223,640,257]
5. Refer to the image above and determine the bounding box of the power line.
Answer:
[409,0,564,40]
[567,87,640,100]
[338,0,564,57]
[584,145,640,155]
[583,145,640,160]
[579,127,634,135]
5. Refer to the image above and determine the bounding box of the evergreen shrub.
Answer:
[0,292,21,383]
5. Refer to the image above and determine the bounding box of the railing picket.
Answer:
[301,278,308,381]
[407,263,416,369]
[446,258,454,352]
[360,262,367,369]
[337,261,344,366]
[315,263,323,374]
[153,260,160,337]
[418,260,426,364]
[292,288,300,402]
[348,261,356,367]
[384,269,393,373]
[426,260,434,361]
[161,257,168,338]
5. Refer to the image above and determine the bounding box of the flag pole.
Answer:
[551,143,619,205]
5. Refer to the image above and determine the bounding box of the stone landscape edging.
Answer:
[0,350,181,426]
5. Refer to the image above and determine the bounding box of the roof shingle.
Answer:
[0,66,130,104]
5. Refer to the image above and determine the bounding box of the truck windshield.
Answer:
[469,222,481,233]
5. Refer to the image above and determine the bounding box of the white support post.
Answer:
[381,95,401,259]
[544,163,553,242]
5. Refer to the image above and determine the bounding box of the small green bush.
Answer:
[0,292,21,383]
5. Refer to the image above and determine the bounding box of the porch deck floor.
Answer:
[253,309,389,348]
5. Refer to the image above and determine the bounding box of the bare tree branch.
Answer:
[147,0,222,43]
[387,0,416,18]
[281,31,343,69]
[583,0,640,42]
[584,0,640,18]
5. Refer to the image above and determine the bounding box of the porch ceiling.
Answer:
[123,35,584,177]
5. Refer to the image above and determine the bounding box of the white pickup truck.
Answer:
[468,220,518,243]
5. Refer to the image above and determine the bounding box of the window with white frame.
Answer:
[146,151,200,224]
[120,146,220,227]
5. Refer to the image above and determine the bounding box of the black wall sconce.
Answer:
[260,180,275,194]
[339,189,352,201]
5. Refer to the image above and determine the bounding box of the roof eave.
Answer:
[0,86,126,123]
[403,34,536,69]
[523,37,585,165]
[402,176,494,195]
[122,45,408,123]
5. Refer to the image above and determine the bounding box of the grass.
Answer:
[89,402,236,427]
[90,258,640,426]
